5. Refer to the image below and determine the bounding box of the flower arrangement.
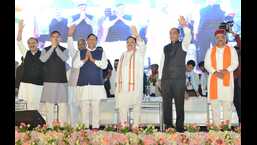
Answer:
[207,120,232,132]
[15,122,241,145]
[185,123,200,133]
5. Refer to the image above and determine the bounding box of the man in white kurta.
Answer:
[115,26,146,127]
[66,25,85,127]
[16,20,43,111]
[204,29,238,126]
[73,33,108,129]
[40,31,69,127]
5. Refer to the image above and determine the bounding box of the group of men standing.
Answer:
[16,14,240,131]
[16,18,146,129]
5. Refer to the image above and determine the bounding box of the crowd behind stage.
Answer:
[15,13,241,132]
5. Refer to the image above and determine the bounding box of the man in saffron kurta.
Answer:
[115,26,146,127]
[204,29,238,126]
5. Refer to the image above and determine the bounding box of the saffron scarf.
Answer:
[210,45,231,100]
[117,51,136,93]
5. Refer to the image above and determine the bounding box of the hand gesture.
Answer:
[117,15,122,20]
[79,13,86,20]
[87,51,95,63]
[87,51,92,60]
[131,25,139,38]
[83,51,90,62]
[214,71,224,79]
[68,24,76,37]
[18,19,25,31]
[52,43,58,49]
[178,16,187,27]
[221,69,229,74]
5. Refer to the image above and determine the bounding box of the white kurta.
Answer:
[115,39,146,108]
[67,37,81,87]
[73,46,108,128]
[18,82,43,110]
[204,46,239,101]
[73,47,108,102]
[16,41,43,110]
[66,37,81,126]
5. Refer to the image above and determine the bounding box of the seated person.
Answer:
[149,64,160,96]
[185,60,200,97]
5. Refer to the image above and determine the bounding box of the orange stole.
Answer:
[117,51,136,93]
[210,45,231,100]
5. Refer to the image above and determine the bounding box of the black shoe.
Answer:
[176,127,185,132]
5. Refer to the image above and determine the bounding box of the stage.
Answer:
[16,96,239,128]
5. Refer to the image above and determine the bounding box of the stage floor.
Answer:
[15,97,239,126]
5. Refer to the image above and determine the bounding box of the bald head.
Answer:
[169,27,180,43]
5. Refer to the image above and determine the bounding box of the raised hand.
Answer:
[131,25,139,38]
[18,19,25,31]
[17,19,25,41]
[68,24,76,37]
[178,16,187,27]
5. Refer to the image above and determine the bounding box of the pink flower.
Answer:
[192,123,198,129]
[215,138,225,145]
[43,124,48,129]
[112,133,128,144]
[79,130,87,137]
[52,119,61,127]
[102,134,111,145]
[169,133,178,141]
[158,135,166,144]
[22,141,30,145]
[224,120,230,125]
[59,141,66,145]
[20,122,26,126]
[81,141,88,145]
[23,133,30,142]
[143,135,157,145]
[234,137,241,145]
[15,130,21,142]
[19,122,26,129]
